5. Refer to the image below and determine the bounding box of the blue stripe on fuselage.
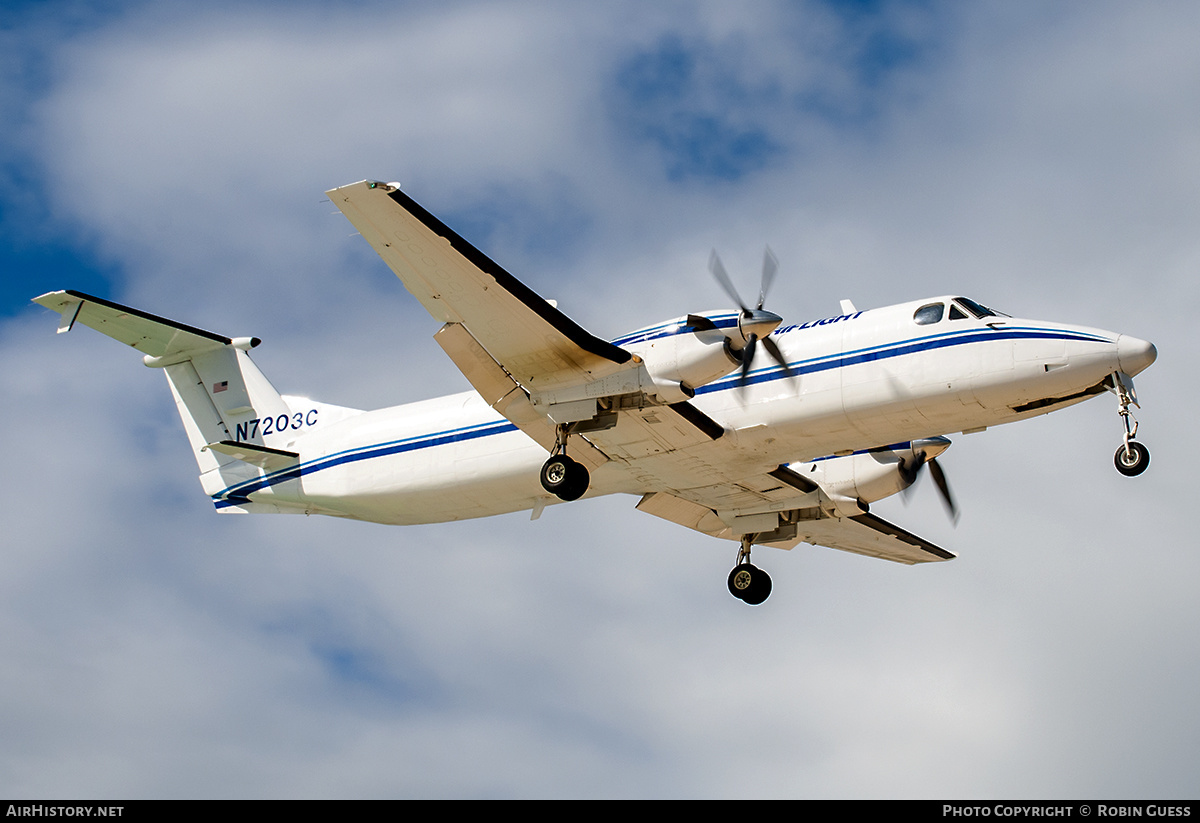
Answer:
[698,325,1112,393]
[213,325,1111,505]
[213,419,518,508]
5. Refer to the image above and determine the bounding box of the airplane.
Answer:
[32,179,1158,605]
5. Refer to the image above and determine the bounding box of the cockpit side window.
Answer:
[948,303,968,320]
[914,303,944,325]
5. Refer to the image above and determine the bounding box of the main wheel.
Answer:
[559,459,589,501]
[742,567,772,605]
[1114,441,1150,477]
[728,565,754,600]
[727,563,772,605]
[540,455,590,500]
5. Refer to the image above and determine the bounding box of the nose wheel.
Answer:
[1112,372,1150,477]
[1114,441,1149,477]
[728,538,772,605]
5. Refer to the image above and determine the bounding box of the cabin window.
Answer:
[913,303,944,325]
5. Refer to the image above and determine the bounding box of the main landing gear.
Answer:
[728,536,772,605]
[539,425,590,501]
[1112,373,1150,477]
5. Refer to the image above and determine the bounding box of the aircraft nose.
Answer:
[1117,335,1157,376]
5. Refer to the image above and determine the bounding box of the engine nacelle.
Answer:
[792,438,952,509]
[627,313,742,392]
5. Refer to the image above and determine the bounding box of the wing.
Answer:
[329,180,725,469]
[327,181,631,392]
[791,513,955,564]
[637,484,954,565]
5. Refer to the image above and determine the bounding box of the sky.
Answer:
[2,0,1197,799]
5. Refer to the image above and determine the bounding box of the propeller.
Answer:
[898,436,959,524]
[708,247,793,389]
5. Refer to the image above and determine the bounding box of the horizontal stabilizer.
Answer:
[32,290,252,362]
[203,440,299,470]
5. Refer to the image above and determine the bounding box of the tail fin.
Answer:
[33,290,313,501]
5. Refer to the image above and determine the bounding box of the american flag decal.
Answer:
[213,381,229,393]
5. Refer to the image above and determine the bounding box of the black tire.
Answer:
[1114,441,1150,477]
[559,459,590,501]
[540,455,589,501]
[742,568,772,605]
[540,455,571,494]
[728,565,754,600]
[728,563,770,604]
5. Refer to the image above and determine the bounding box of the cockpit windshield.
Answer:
[954,297,1006,319]
[914,297,1008,326]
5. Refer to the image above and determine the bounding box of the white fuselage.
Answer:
[213,295,1152,524]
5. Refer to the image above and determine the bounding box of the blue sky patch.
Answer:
[610,7,939,176]
[0,222,118,319]
[611,36,782,183]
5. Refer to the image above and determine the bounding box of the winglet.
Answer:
[54,296,83,334]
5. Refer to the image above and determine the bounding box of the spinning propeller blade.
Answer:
[758,246,778,311]
[708,246,793,392]
[708,250,747,313]
[898,437,959,524]
[927,458,958,524]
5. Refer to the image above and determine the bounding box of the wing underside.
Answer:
[433,319,724,472]
[798,513,955,563]
[327,181,632,391]
[637,488,954,564]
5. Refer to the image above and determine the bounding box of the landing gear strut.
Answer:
[540,425,590,501]
[1112,373,1150,477]
[728,536,772,605]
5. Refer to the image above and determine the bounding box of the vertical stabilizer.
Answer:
[32,291,299,500]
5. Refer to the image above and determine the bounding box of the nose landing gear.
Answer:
[728,537,772,605]
[1112,372,1150,477]
[1115,441,1150,477]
